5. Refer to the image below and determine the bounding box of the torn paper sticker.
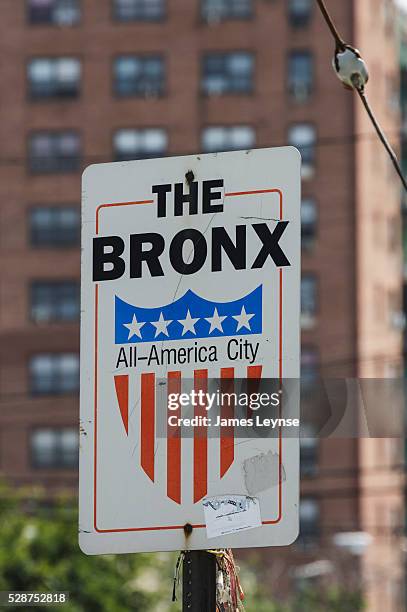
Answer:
[203,495,262,539]
[243,451,286,495]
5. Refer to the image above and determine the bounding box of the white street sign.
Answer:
[79,147,300,554]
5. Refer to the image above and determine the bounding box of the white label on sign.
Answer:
[203,495,262,538]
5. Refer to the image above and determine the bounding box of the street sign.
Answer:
[79,147,301,554]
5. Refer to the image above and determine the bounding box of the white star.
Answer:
[123,314,145,340]
[232,306,255,332]
[151,312,173,338]
[178,309,199,336]
[205,308,227,334]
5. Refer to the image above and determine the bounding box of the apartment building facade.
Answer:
[0,0,404,609]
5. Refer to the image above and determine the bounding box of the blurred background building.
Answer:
[0,1,405,610]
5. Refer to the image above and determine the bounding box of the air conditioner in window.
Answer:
[301,163,315,180]
[205,83,226,97]
[203,8,224,24]
[300,312,316,330]
[54,8,79,26]
[290,82,311,103]
[390,311,406,330]
[143,84,161,99]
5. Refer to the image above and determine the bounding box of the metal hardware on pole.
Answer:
[182,550,217,611]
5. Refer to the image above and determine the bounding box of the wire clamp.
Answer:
[333,46,369,91]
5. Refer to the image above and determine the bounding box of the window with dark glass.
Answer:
[288,51,313,101]
[28,57,81,99]
[30,353,79,395]
[31,428,78,468]
[31,281,79,322]
[288,0,312,27]
[301,198,317,249]
[30,206,80,247]
[27,0,80,25]
[113,129,167,161]
[301,346,318,390]
[288,123,316,178]
[202,52,254,95]
[301,274,317,327]
[113,0,164,21]
[29,131,81,173]
[202,126,255,152]
[201,0,252,22]
[114,56,164,97]
[299,498,320,543]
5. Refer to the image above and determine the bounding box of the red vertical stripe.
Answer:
[114,375,129,435]
[220,368,234,478]
[141,373,155,482]
[247,365,263,419]
[167,371,181,504]
[193,369,208,503]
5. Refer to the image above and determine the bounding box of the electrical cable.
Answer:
[315,0,346,52]
[0,351,405,403]
[356,86,407,192]
[315,0,407,192]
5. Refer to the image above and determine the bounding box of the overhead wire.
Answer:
[0,129,405,168]
[315,0,407,192]
[356,86,407,192]
[315,0,346,52]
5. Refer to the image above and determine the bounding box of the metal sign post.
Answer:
[182,551,216,611]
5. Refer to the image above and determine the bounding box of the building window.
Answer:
[301,346,318,391]
[202,126,255,152]
[301,198,317,249]
[114,56,164,97]
[201,0,252,22]
[113,0,165,21]
[31,281,80,323]
[30,353,79,395]
[300,424,318,476]
[288,0,312,27]
[27,0,80,25]
[386,74,399,113]
[299,498,320,544]
[288,51,313,101]
[301,274,317,328]
[388,289,405,330]
[113,129,167,161]
[202,52,254,95]
[30,206,80,247]
[388,215,400,252]
[28,57,81,99]
[31,428,78,468]
[29,131,81,173]
[288,124,316,179]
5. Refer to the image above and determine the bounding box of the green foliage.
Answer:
[0,483,365,612]
[238,562,365,612]
[0,483,171,612]
[290,585,365,612]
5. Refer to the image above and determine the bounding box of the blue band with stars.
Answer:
[115,285,262,344]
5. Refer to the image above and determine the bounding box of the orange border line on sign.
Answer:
[93,187,284,532]
[96,201,154,234]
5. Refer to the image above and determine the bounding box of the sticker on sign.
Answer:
[203,495,262,539]
[79,147,300,554]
